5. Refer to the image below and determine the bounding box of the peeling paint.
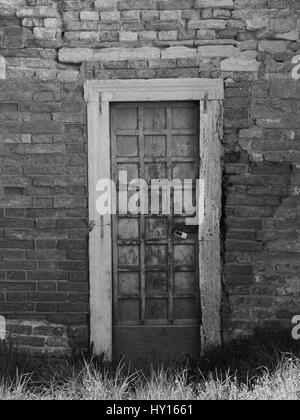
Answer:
[0,316,6,340]
[0,56,6,79]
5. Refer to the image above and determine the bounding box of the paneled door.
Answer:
[110,101,201,362]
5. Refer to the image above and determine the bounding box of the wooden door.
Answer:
[111,101,200,363]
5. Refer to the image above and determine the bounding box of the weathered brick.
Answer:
[213,8,231,19]
[120,31,138,41]
[35,303,56,312]
[198,45,238,57]
[59,46,160,63]
[46,336,68,347]
[145,21,182,31]
[258,40,288,53]
[121,10,140,20]
[95,0,116,11]
[12,336,45,347]
[22,17,43,27]
[16,6,59,18]
[0,303,34,312]
[57,303,89,313]
[117,0,156,11]
[100,11,120,22]
[188,19,226,30]
[141,11,159,21]
[158,31,178,41]
[80,11,99,21]
[196,0,234,7]
[221,51,260,72]
[161,46,197,59]
[28,292,67,302]
[269,81,300,98]
[157,0,195,9]
[44,18,58,27]
[160,11,181,21]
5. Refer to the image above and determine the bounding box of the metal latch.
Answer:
[88,216,104,238]
[89,220,96,232]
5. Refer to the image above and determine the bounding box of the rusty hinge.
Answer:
[89,220,97,233]
[89,216,104,238]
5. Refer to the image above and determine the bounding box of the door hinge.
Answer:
[89,217,104,237]
[89,220,96,233]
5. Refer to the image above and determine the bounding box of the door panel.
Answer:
[111,101,200,363]
[114,326,200,363]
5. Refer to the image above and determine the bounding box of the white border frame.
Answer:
[84,78,224,360]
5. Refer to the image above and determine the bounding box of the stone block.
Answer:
[80,11,99,21]
[258,41,288,53]
[198,45,239,57]
[95,0,116,11]
[221,51,260,72]
[119,31,138,41]
[188,19,226,30]
[33,27,57,40]
[58,48,94,63]
[196,0,234,8]
[161,46,197,59]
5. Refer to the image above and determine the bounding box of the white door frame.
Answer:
[84,78,224,360]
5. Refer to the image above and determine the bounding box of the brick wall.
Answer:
[0,0,299,355]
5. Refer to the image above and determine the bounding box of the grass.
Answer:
[1,329,300,400]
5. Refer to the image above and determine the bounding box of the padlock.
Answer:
[174,230,188,240]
